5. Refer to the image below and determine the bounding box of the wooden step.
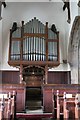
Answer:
[26,106,42,110]
[16,113,53,119]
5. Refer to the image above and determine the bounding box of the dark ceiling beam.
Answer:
[63,0,71,24]
[78,0,80,7]
[0,1,6,20]
[2,2,6,8]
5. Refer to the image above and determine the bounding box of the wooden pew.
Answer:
[56,90,64,119]
[53,90,80,119]
[43,84,80,113]
[0,96,4,120]
[0,91,16,120]
[52,90,64,119]
[0,84,26,112]
[10,91,16,120]
[63,92,80,119]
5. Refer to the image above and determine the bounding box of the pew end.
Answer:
[52,89,80,119]
[0,91,16,120]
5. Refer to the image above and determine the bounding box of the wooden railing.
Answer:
[0,91,16,120]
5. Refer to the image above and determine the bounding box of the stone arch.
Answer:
[68,16,80,84]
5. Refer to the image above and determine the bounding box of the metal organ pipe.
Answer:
[34,37,35,61]
[35,37,36,61]
[41,24,42,61]
[36,37,38,61]
[28,36,29,61]
[29,37,31,61]
[26,37,28,60]
[10,18,58,63]
[23,18,58,62]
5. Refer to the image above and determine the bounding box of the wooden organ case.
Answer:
[8,17,60,85]
[7,17,80,116]
[8,17,60,112]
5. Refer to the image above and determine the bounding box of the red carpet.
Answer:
[16,113,53,120]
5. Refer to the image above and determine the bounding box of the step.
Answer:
[16,112,53,119]
[26,108,43,114]
[26,106,42,110]
[26,100,42,107]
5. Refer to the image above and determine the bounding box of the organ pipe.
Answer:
[10,17,59,62]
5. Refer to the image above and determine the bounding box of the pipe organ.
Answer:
[8,17,59,66]
[8,17,60,84]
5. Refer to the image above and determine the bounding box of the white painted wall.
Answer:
[0,20,2,70]
[1,2,78,71]
[0,5,4,70]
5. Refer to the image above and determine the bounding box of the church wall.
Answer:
[0,21,2,84]
[78,6,80,15]
[2,2,68,71]
[1,2,79,79]
[0,21,2,70]
[1,2,79,84]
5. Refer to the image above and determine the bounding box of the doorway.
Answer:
[26,87,43,113]
[23,66,44,113]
